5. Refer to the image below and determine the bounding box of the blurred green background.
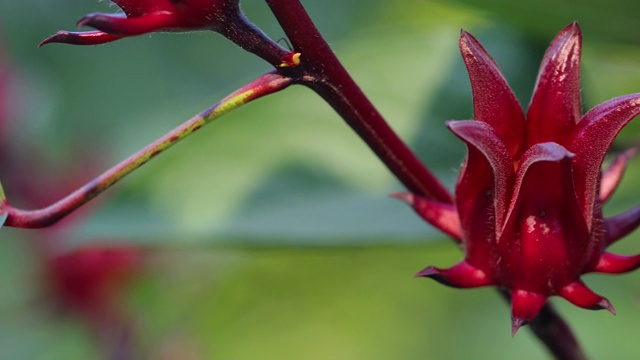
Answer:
[1,0,640,358]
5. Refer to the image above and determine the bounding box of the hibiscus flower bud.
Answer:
[41,0,241,46]
[396,23,640,335]
[40,0,296,68]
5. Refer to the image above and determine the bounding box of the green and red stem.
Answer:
[1,72,292,228]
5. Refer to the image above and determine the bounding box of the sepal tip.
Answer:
[415,262,492,288]
[559,281,615,314]
[598,298,616,315]
[511,317,525,337]
[510,290,546,335]
[390,192,415,205]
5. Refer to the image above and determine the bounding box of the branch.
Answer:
[265,0,453,204]
[2,72,293,228]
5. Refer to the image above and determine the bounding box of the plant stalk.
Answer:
[3,72,292,228]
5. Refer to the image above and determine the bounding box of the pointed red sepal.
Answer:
[569,93,640,228]
[511,317,526,337]
[500,142,582,238]
[559,280,615,314]
[39,30,123,47]
[415,261,492,288]
[527,23,582,146]
[448,120,514,234]
[590,252,640,274]
[459,30,525,158]
[600,148,637,203]
[77,12,179,36]
[391,192,462,241]
[511,290,547,336]
[604,205,640,246]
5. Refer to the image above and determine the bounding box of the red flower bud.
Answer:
[46,246,141,316]
[41,0,241,46]
[397,23,640,334]
[40,0,295,68]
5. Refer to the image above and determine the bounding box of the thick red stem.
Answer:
[265,0,452,203]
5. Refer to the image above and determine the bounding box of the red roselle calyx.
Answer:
[395,23,640,334]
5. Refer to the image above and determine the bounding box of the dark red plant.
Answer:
[4,1,640,358]
[395,23,640,334]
